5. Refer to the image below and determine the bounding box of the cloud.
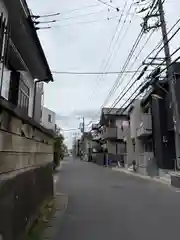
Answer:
[27,0,180,148]
[71,109,98,119]
[56,114,72,121]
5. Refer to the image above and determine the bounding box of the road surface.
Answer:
[52,158,180,240]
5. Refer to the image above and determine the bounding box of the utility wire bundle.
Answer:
[89,0,142,118]
[110,15,180,115]
[98,0,180,117]
[30,1,127,30]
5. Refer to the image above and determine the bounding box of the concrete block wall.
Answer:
[0,110,53,174]
[0,101,54,240]
[0,163,53,240]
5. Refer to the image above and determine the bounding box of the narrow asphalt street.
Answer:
[53,158,180,240]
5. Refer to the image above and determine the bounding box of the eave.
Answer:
[3,0,53,81]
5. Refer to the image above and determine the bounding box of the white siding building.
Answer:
[41,107,56,131]
[34,81,44,123]
[0,0,53,123]
[0,1,10,101]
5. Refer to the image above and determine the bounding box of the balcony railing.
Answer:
[136,113,152,138]
[101,127,117,140]
[117,125,129,140]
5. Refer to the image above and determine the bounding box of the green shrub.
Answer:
[53,134,67,169]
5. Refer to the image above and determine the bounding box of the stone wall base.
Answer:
[0,163,53,240]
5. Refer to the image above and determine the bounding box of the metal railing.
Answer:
[136,113,152,137]
[101,127,117,140]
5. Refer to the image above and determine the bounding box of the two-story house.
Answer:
[41,107,56,131]
[0,0,53,120]
[127,100,154,175]
[124,62,180,177]
[100,108,128,166]
[0,1,55,239]
[90,123,105,165]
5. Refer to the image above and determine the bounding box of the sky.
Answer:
[27,0,180,147]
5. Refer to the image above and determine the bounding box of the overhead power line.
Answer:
[56,9,108,21]
[36,27,51,30]
[51,16,120,28]
[108,29,155,109]
[59,4,101,14]
[31,13,60,19]
[111,30,180,113]
[97,0,120,11]
[106,3,160,109]
[111,17,180,113]
[105,28,145,109]
[106,0,167,114]
[55,9,137,22]
[88,1,134,109]
[35,2,121,20]
[117,52,180,116]
[97,2,135,82]
[89,0,140,120]
[34,20,57,25]
[97,0,128,73]
[51,70,152,75]
[33,4,101,19]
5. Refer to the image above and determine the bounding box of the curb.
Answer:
[42,193,68,239]
[112,167,171,186]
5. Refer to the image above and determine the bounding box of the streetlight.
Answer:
[32,78,51,120]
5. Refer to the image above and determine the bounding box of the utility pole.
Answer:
[140,0,180,169]
[82,117,85,134]
[81,117,85,160]
[158,0,180,169]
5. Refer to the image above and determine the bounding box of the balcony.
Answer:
[117,125,129,140]
[101,127,117,140]
[136,113,152,138]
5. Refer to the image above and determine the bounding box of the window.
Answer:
[48,114,52,123]
[18,78,30,114]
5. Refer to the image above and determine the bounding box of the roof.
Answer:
[102,108,128,116]
[3,0,53,81]
[100,107,128,125]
